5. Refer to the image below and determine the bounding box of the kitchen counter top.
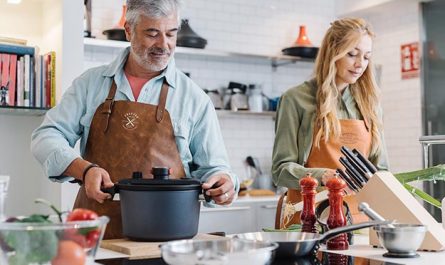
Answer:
[234,195,280,203]
[94,234,445,264]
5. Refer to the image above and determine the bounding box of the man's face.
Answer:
[125,13,179,72]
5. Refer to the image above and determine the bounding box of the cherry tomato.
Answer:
[51,240,86,265]
[86,229,101,248]
[65,208,101,248]
[67,208,98,222]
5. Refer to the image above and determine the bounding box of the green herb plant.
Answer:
[1,199,64,265]
[395,164,445,209]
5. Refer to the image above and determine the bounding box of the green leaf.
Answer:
[403,183,441,208]
[393,164,445,209]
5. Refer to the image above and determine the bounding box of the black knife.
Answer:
[344,168,364,189]
[341,146,372,180]
[336,168,360,192]
[352,148,378,174]
[340,157,367,187]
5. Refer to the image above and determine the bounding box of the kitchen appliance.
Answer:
[359,202,427,258]
[233,221,388,259]
[223,81,248,111]
[102,168,206,241]
[160,238,278,265]
[247,84,263,112]
[176,19,207,49]
[204,88,223,109]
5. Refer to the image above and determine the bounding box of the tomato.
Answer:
[67,209,98,222]
[51,240,86,265]
[65,208,101,248]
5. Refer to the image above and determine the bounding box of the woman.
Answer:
[272,17,389,228]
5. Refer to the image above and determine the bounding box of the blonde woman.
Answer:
[272,17,389,228]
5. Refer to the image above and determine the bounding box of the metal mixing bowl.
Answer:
[374,224,427,256]
[160,238,278,265]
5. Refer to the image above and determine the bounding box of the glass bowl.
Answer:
[0,216,109,265]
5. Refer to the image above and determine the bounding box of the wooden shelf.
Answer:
[83,38,314,68]
[0,106,50,116]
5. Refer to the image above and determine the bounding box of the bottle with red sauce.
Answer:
[299,173,318,233]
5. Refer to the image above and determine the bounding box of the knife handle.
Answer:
[352,149,378,174]
[336,168,360,192]
[339,157,367,186]
[341,146,372,179]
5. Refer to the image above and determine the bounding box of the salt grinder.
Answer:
[300,173,318,233]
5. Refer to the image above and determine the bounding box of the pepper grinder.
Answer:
[300,173,318,233]
[326,176,348,250]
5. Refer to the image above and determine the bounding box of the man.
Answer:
[31,0,238,239]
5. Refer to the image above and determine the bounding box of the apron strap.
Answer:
[102,81,118,133]
[156,81,169,123]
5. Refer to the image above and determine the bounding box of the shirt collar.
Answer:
[102,47,177,89]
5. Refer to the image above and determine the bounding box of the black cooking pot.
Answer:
[282,46,319,59]
[103,168,205,241]
[103,28,128,41]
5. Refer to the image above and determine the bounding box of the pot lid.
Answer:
[117,177,202,191]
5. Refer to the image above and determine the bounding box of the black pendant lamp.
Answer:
[177,19,207,49]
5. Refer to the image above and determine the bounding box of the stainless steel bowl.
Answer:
[375,224,427,257]
[160,238,278,265]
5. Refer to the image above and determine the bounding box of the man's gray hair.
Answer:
[126,0,182,27]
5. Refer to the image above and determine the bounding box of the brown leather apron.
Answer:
[73,80,186,239]
[278,119,371,229]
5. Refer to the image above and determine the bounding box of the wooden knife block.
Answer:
[355,171,445,251]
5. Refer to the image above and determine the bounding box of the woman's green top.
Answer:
[272,79,389,189]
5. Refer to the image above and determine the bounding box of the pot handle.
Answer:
[200,182,220,203]
[101,185,118,200]
[319,220,391,244]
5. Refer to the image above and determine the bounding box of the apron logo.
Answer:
[340,133,358,144]
[122,113,139,130]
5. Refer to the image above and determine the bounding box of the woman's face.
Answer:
[335,34,372,91]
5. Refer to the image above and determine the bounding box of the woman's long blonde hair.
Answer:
[313,17,382,161]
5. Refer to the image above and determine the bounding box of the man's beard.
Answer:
[131,44,172,72]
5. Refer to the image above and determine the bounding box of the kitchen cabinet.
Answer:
[198,196,279,234]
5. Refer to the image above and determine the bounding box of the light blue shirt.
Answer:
[31,47,239,192]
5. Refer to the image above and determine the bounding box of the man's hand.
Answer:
[201,174,235,205]
[83,167,114,203]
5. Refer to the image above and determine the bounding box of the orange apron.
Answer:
[73,80,186,239]
[280,119,371,228]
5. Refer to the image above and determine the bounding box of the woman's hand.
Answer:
[321,169,354,195]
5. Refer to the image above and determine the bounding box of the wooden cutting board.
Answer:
[101,233,225,259]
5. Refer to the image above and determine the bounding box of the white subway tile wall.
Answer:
[86,0,423,180]
[351,0,423,173]
[85,0,335,179]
